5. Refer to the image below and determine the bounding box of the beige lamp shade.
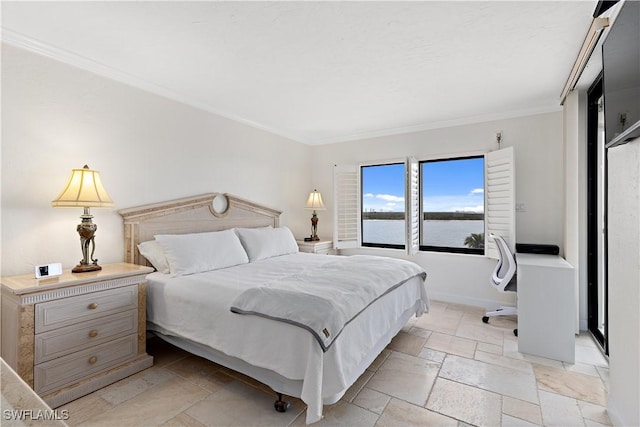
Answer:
[304,190,326,211]
[51,165,114,208]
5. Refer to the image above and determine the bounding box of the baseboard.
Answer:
[579,318,588,331]
[429,291,587,334]
[428,291,514,311]
[607,395,638,427]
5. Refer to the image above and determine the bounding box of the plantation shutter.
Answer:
[333,164,360,249]
[405,157,420,255]
[485,146,515,259]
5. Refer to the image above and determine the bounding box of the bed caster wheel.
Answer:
[274,400,290,412]
[514,329,518,337]
[274,394,290,413]
[482,316,489,324]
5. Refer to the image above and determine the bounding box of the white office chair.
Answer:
[482,233,518,336]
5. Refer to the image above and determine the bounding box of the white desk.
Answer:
[516,253,576,363]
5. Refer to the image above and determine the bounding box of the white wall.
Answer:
[311,112,565,308]
[1,44,313,276]
[563,90,589,332]
[606,138,640,427]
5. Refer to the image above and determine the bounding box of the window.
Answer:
[334,147,514,257]
[361,163,405,248]
[420,156,485,254]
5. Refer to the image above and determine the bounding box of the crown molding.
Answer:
[1,28,304,143]
[306,105,563,146]
[2,28,563,147]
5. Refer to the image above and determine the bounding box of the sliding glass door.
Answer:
[587,75,608,353]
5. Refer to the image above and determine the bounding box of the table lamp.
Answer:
[52,165,114,273]
[304,189,326,241]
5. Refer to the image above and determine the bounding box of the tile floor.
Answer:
[60,301,611,426]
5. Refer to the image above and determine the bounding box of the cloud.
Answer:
[376,194,404,202]
[362,193,405,212]
[423,195,484,213]
[470,188,484,195]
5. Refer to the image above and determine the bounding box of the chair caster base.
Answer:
[483,316,518,337]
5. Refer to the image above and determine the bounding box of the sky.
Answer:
[362,157,484,213]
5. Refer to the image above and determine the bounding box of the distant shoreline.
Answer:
[362,211,483,221]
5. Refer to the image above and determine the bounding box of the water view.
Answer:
[363,219,484,248]
[361,158,486,250]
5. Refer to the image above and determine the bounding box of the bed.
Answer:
[118,193,429,424]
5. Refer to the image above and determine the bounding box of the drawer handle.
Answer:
[88,330,98,338]
[88,356,98,365]
[88,303,98,310]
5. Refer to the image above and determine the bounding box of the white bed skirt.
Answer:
[148,300,420,422]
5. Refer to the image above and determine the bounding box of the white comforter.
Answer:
[146,253,428,424]
[231,255,427,351]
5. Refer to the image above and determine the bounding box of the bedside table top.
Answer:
[1,263,154,295]
[296,239,332,245]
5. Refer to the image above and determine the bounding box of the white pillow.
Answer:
[137,240,170,274]
[155,229,249,276]
[235,226,298,262]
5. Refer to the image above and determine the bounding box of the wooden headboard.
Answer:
[118,193,281,266]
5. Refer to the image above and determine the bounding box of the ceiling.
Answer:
[1,1,596,145]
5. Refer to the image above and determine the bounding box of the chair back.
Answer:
[490,233,516,292]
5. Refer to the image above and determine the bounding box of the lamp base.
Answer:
[74,209,101,274]
[72,263,102,273]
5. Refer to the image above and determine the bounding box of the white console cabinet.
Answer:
[516,253,576,363]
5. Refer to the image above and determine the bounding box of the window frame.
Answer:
[360,162,406,250]
[418,155,486,255]
[335,147,513,257]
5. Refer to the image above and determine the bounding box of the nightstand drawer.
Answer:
[35,286,138,333]
[34,334,138,394]
[35,309,138,364]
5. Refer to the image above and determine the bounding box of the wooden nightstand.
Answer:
[1,262,154,408]
[297,239,334,254]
